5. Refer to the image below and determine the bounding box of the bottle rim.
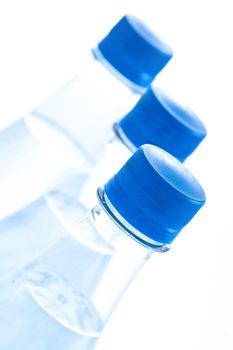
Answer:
[97,187,171,253]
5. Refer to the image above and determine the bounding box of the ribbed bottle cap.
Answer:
[104,145,205,245]
[97,15,173,88]
[119,87,207,161]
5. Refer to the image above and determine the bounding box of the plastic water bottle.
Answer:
[0,15,173,221]
[79,87,207,206]
[0,87,206,279]
[48,86,207,217]
[0,145,206,350]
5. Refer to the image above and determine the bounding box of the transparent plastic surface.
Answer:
[0,193,153,349]
[0,53,138,220]
[79,126,132,208]
[0,177,90,280]
[0,118,88,220]
[0,276,99,350]
[0,170,114,281]
[34,53,138,165]
[0,198,66,279]
[46,127,132,225]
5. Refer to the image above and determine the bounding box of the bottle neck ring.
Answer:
[113,123,137,154]
[97,187,170,253]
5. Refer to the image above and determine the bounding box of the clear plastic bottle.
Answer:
[0,145,206,350]
[0,87,206,280]
[0,15,173,221]
[48,86,207,217]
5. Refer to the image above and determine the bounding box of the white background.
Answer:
[0,0,232,349]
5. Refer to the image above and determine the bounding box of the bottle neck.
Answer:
[87,198,152,323]
[85,187,169,323]
[113,122,137,153]
[98,187,170,253]
[78,124,132,209]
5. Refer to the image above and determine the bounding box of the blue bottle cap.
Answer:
[97,15,173,89]
[118,87,207,161]
[104,145,205,245]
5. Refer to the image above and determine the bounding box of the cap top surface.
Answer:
[154,88,207,135]
[126,15,173,56]
[143,145,205,201]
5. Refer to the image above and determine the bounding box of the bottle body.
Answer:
[0,189,155,349]
[0,117,88,220]
[0,272,99,350]
[0,124,131,281]
[0,197,68,280]
[0,52,139,220]
[0,145,205,350]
